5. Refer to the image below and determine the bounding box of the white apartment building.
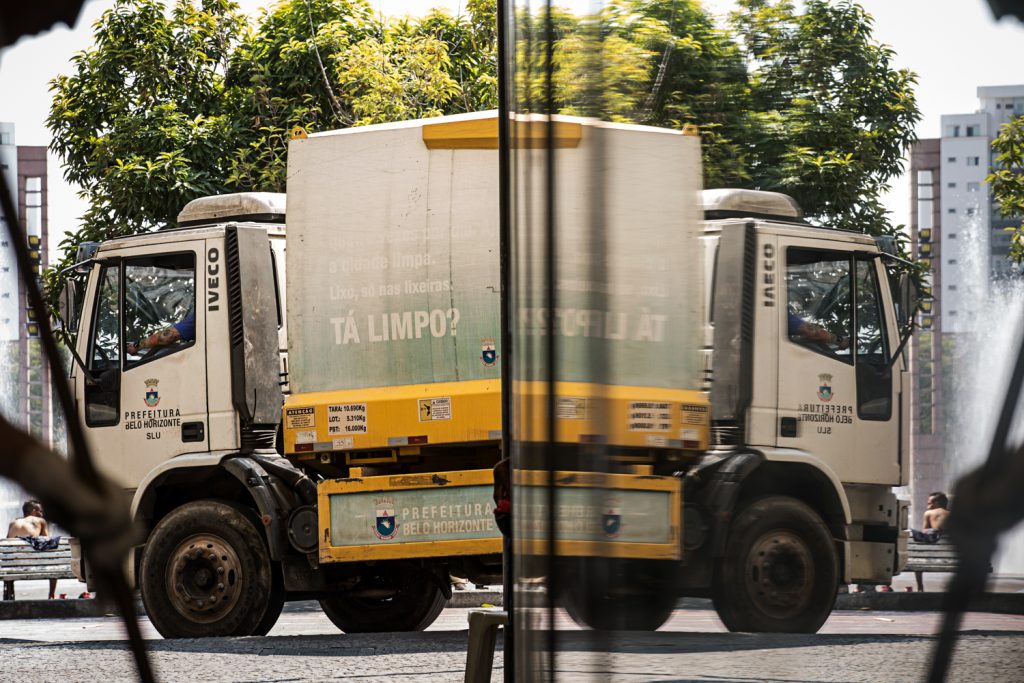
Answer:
[0,122,18,342]
[938,85,1024,333]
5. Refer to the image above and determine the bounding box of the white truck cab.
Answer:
[71,194,286,490]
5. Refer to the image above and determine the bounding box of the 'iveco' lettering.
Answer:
[207,247,220,312]
[762,242,775,307]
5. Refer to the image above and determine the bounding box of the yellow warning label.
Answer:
[285,407,315,429]
[418,397,452,422]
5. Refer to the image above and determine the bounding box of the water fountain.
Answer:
[944,209,1024,576]
[1,340,30,532]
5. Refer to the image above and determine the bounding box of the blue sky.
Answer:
[0,0,1021,254]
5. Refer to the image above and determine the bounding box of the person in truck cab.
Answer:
[126,310,195,356]
[787,309,849,350]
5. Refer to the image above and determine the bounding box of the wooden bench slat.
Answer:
[0,540,75,592]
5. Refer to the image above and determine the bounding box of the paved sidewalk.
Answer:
[0,606,1022,682]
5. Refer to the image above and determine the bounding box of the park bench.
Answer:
[905,536,991,592]
[0,537,75,600]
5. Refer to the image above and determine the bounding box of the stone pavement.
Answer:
[0,604,1022,682]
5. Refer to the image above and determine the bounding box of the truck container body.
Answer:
[282,111,708,456]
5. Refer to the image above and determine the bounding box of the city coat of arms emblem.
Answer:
[144,378,160,407]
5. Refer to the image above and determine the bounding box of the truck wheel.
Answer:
[252,564,286,636]
[319,565,447,633]
[561,559,675,631]
[712,496,838,633]
[140,500,276,638]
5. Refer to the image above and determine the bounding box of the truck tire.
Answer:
[140,500,277,638]
[712,495,838,633]
[561,558,675,631]
[252,564,286,636]
[318,565,447,633]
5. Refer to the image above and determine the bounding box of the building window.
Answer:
[947,157,957,163]
[966,207,976,216]
[948,259,958,265]
[948,233,957,239]
[949,285,957,291]
[0,132,11,145]
[949,310,958,316]
[967,182,980,192]
[948,208,956,214]
[946,125,961,137]
[24,176,43,238]
[918,202,934,229]
[917,170,933,184]
[966,157,981,166]
[948,182,957,188]
[966,124,981,137]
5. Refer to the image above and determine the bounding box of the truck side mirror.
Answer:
[887,272,920,370]
[897,272,919,327]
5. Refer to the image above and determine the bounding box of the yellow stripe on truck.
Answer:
[283,380,709,455]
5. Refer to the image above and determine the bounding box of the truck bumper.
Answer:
[317,469,682,563]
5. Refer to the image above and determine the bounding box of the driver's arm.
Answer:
[127,325,182,355]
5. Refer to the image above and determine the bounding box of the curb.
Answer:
[448,590,503,609]
[834,592,1024,615]
[0,598,117,620]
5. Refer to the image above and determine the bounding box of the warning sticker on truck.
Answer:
[295,430,316,444]
[627,401,672,432]
[418,397,452,421]
[328,403,368,435]
[285,407,315,429]
[556,397,588,420]
[680,404,709,425]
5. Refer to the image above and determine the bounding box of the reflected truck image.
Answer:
[60,111,916,638]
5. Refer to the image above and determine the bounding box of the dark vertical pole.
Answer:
[543,0,558,678]
[496,0,515,680]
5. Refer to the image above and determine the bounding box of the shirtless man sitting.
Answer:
[7,500,49,538]
[912,491,949,543]
[5,500,57,599]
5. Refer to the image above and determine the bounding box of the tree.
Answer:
[47,0,919,291]
[46,0,246,290]
[988,115,1024,263]
[731,0,920,238]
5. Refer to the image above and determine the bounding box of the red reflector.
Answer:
[682,440,700,449]
[408,435,428,445]
[295,443,314,452]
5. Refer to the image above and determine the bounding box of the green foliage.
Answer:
[47,0,921,304]
[731,0,920,240]
[46,0,247,305]
[989,115,1024,262]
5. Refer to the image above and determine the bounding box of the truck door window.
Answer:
[855,260,892,420]
[123,253,196,369]
[785,249,852,364]
[86,265,121,426]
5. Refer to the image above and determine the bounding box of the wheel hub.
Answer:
[745,530,814,618]
[166,534,242,623]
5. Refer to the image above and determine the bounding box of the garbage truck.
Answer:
[62,111,914,638]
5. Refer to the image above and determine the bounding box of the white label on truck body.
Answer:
[627,401,672,432]
[327,403,368,435]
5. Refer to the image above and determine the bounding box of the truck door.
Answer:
[776,242,899,484]
[76,244,209,489]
